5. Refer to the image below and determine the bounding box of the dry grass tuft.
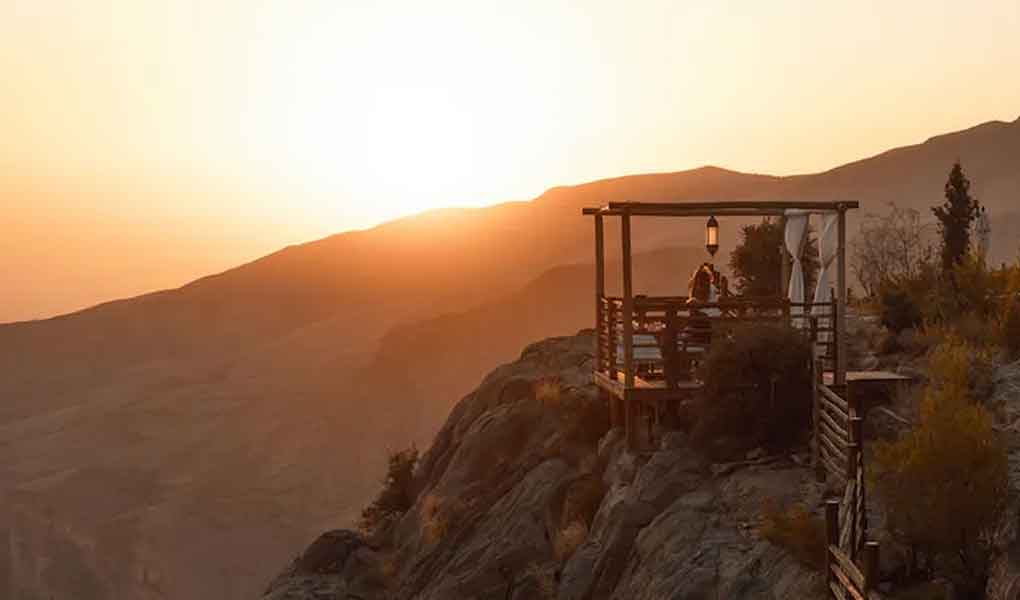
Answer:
[535,378,563,408]
[419,493,465,546]
[759,501,826,571]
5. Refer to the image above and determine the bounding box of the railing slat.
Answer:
[820,453,847,482]
[819,431,847,462]
[819,410,849,443]
[830,565,866,600]
[819,384,850,413]
[830,582,849,600]
[830,545,867,594]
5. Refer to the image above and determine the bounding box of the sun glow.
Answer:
[239,1,612,227]
[348,86,481,217]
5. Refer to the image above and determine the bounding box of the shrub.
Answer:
[358,447,419,537]
[938,254,1009,323]
[879,285,924,334]
[759,501,826,571]
[926,334,997,403]
[419,493,466,545]
[871,338,1008,596]
[692,324,813,457]
[535,378,562,408]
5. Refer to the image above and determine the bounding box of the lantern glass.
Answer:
[705,216,719,256]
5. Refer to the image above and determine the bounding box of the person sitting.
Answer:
[660,265,714,383]
[684,265,714,346]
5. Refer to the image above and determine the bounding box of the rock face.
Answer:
[265,331,828,599]
[263,531,387,600]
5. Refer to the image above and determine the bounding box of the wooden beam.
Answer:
[595,214,605,373]
[836,207,848,386]
[621,210,635,449]
[622,211,634,388]
[586,207,816,218]
[607,200,859,212]
[584,202,861,218]
[779,215,790,296]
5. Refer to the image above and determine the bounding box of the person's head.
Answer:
[688,265,713,303]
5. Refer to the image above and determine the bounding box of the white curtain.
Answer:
[706,283,721,317]
[784,211,810,316]
[812,213,839,344]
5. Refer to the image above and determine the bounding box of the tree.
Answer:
[729,218,818,298]
[932,161,984,274]
[358,446,419,537]
[851,203,937,298]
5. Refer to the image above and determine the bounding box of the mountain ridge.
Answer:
[7,117,1018,328]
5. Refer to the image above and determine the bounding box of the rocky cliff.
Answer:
[264,331,830,599]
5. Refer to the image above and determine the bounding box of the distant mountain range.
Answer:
[2,116,1018,600]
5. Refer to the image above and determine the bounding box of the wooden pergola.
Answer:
[582,200,860,450]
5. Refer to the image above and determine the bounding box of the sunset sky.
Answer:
[2,0,1019,322]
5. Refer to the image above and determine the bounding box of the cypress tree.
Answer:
[932,161,983,273]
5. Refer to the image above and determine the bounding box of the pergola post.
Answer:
[779,215,790,296]
[594,215,605,373]
[621,210,635,448]
[595,215,617,428]
[836,206,848,386]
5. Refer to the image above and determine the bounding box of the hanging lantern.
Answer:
[705,215,719,257]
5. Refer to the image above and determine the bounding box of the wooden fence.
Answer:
[816,380,882,599]
[825,499,881,600]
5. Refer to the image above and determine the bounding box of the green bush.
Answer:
[359,446,420,538]
[692,324,814,457]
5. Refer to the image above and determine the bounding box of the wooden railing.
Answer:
[825,499,882,600]
[595,294,837,387]
[817,381,881,599]
[815,381,868,553]
[816,384,857,484]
